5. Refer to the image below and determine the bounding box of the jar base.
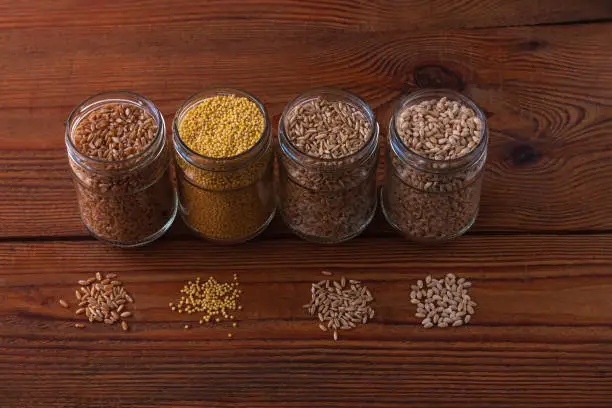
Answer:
[181,207,277,244]
[380,188,478,243]
[281,201,377,244]
[81,194,179,248]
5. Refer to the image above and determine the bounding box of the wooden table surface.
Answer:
[2,1,612,407]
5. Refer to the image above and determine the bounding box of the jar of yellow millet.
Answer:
[172,88,275,243]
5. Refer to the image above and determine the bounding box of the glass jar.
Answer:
[65,91,177,247]
[278,88,380,243]
[172,88,275,243]
[382,89,488,242]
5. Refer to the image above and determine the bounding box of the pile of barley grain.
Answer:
[304,273,375,341]
[410,273,476,328]
[59,272,134,331]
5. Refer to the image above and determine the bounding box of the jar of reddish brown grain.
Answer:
[65,91,177,246]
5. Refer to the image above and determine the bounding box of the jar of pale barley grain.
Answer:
[65,91,177,247]
[172,88,275,243]
[278,88,379,243]
[382,89,488,242]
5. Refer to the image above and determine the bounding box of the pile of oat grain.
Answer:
[304,272,375,341]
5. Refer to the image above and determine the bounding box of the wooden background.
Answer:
[2,1,612,406]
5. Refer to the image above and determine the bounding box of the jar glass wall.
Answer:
[278,88,379,243]
[172,88,275,243]
[382,89,488,242]
[65,91,177,247]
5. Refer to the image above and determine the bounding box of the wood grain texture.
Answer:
[2,1,612,406]
[2,236,612,407]
[2,0,611,31]
[1,23,612,236]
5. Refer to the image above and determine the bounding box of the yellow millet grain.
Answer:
[177,161,275,241]
[175,94,275,241]
[170,275,241,326]
[179,95,265,159]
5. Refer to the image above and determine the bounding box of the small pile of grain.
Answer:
[169,274,242,337]
[410,273,476,328]
[59,272,134,331]
[304,273,375,341]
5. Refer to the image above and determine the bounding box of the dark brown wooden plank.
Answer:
[2,236,612,407]
[1,23,612,237]
[1,0,611,32]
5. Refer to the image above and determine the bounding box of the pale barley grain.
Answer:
[410,274,475,329]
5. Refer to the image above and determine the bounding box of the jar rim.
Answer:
[172,87,271,169]
[278,87,379,166]
[389,89,488,169]
[65,90,165,167]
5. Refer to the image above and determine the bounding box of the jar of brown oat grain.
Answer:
[278,88,379,243]
[382,89,488,242]
[65,91,177,247]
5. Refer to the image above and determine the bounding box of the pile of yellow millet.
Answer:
[170,275,242,336]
